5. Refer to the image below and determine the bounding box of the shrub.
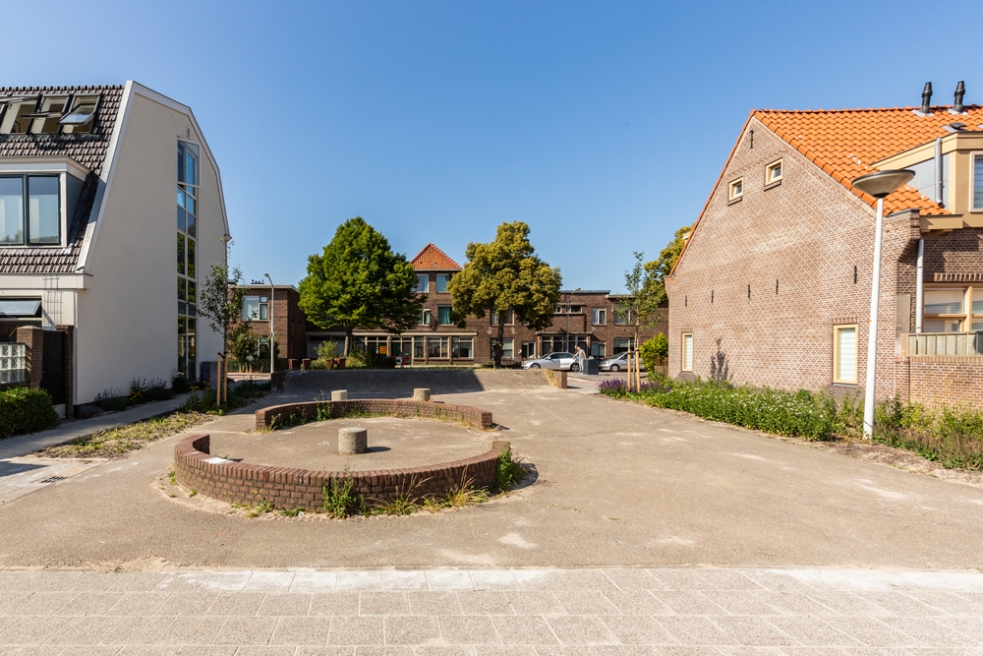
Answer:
[0,387,60,439]
[316,340,341,361]
[346,347,395,369]
[133,377,174,403]
[172,374,192,395]
[639,333,668,371]
[310,359,327,370]
[495,445,525,491]
[94,388,129,412]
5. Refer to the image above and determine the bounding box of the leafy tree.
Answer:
[616,251,667,347]
[299,217,423,355]
[639,333,668,372]
[198,241,246,356]
[642,225,691,298]
[226,322,259,367]
[448,221,562,367]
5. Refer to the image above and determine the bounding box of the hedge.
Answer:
[0,386,60,439]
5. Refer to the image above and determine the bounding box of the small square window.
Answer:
[728,178,744,202]
[766,160,783,185]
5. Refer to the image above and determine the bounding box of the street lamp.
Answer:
[264,273,275,377]
[850,169,915,438]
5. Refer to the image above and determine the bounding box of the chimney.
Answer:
[954,80,966,113]
[920,82,933,113]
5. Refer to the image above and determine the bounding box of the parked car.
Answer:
[522,352,576,371]
[599,352,645,372]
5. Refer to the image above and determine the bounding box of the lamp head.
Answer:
[851,169,915,199]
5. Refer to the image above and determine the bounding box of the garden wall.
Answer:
[254,399,493,431]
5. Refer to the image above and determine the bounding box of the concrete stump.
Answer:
[331,390,348,401]
[338,427,368,455]
[413,388,431,402]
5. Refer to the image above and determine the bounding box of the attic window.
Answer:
[765,160,783,185]
[59,95,100,133]
[0,96,39,134]
[0,93,100,135]
[728,178,744,202]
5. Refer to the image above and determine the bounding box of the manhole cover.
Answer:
[37,476,67,484]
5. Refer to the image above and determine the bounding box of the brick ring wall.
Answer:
[173,399,505,511]
[254,399,493,431]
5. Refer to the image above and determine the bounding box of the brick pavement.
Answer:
[1,567,982,654]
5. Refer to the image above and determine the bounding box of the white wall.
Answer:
[75,91,226,403]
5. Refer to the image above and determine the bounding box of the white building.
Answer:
[0,82,230,411]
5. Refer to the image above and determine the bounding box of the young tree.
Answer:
[299,217,423,355]
[226,322,259,370]
[198,241,246,357]
[448,222,562,367]
[615,251,666,349]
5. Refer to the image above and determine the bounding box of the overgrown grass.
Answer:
[322,468,367,518]
[40,412,208,458]
[181,381,270,415]
[494,444,526,491]
[600,376,983,469]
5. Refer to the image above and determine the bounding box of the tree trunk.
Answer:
[494,323,505,369]
[344,328,353,357]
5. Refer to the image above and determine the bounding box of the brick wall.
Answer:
[896,355,983,408]
[174,434,509,510]
[667,118,922,400]
[239,286,307,361]
[14,326,43,388]
[254,399,494,431]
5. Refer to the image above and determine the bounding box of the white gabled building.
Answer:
[0,82,230,412]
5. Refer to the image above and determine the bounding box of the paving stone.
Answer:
[56,647,123,656]
[544,616,619,645]
[291,572,339,594]
[44,616,124,645]
[0,591,33,614]
[597,615,678,644]
[708,617,797,647]
[311,593,361,617]
[270,616,332,645]
[106,592,172,616]
[360,592,410,616]
[652,592,728,616]
[155,616,226,645]
[471,647,530,656]
[156,592,218,616]
[352,647,412,656]
[763,616,860,647]
[0,615,71,645]
[384,616,440,645]
[257,594,313,616]
[380,572,428,591]
[55,591,125,616]
[206,593,267,616]
[647,571,716,592]
[106,573,168,593]
[514,571,617,591]
[426,571,474,591]
[328,617,385,645]
[62,573,126,592]
[749,592,841,617]
[0,571,81,592]
[602,591,674,616]
[100,615,175,645]
[408,591,463,616]
[336,573,384,592]
[200,572,252,593]
[232,648,296,656]
[801,594,894,617]
[244,572,296,593]
[7,592,79,615]
[502,591,567,616]
[116,646,182,656]
[456,592,512,616]
[700,592,782,616]
[655,617,733,645]
[490,616,560,645]
[152,574,208,593]
[294,648,355,656]
[469,571,522,591]
[437,615,500,644]
[414,648,477,656]
[212,616,278,645]
[600,570,666,591]
[553,590,621,615]
[736,571,819,593]
[818,617,918,647]
[875,616,982,647]
[855,592,947,617]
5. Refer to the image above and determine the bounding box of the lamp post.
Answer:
[850,169,915,438]
[264,273,275,377]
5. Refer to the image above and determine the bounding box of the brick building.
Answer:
[305,243,668,364]
[237,284,307,362]
[666,84,983,407]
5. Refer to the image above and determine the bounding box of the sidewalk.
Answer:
[0,394,189,460]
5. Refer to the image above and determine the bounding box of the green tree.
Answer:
[448,221,562,367]
[616,251,667,348]
[226,322,259,368]
[198,240,245,356]
[642,224,691,298]
[639,333,668,371]
[299,217,423,355]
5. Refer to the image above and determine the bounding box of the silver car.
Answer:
[599,352,645,372]
[522,352,576,371]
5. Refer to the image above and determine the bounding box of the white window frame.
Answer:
[681,333,693,372]
[419,308,431,325]
[728,177,744,202]
[592,308,606,325]
[833,324,858,385]
[765,159,783,185]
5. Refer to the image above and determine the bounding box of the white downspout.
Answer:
[915,238,924,333]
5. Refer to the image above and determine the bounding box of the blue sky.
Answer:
[7,1,983,291]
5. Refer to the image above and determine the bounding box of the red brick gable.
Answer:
[410,243,461,270]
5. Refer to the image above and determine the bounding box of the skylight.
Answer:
[59,94,100,133]
[0,92,100,135]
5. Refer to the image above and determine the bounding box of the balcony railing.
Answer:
[0,343,27,385]
[905,332,983,357]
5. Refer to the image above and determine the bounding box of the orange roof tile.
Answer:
[409,243,461,270]
[754,104,983,215]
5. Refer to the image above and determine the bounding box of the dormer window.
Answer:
[0,175,60,245]
[766,160,783,185]
[728,177,744,202]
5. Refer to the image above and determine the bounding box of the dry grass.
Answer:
[40,412,209,459]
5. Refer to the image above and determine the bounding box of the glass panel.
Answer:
[438,306,452,324]
[416,273,428,292]
[187,281,196,304]
[836,327,856,383]
[177,206,186,232]
[27,176,59,244]
[242,296,260,321]
[972,321,983,331]
[974,155,983,210]
[186,146,198,186]
[259,302,268,321]
[436,274,450,292]
[413,336,425,359]
[177,186,186,210]
[0,177,24,244]
[452,337,473,359]
[178,316,187,375]
[924,289,964,314]
[185,194,195,217]
[187,304,196,317]
[683,334,693,370]
[187,239,196,278]
[177,143,185,183]
[427,337,448,358]
[187,209,196,237]
[502,338,513,359]
[419,309,430,325]
[178,277,187,302]
[188,318,196,381]
[590,342,606,357]
[177,233,185,275]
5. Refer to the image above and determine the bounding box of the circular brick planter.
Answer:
[173,398,506,511]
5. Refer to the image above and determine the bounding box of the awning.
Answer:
[0,299,41,317]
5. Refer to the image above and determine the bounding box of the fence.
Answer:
[905,332,983,357]
[0,343,27,386]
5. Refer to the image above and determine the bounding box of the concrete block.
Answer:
[331,390,348,401]
[339,427,368,455]
[413,388,431,402]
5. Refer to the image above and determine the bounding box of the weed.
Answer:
[495,445,525,491]
[422,496,450,513]
[280,507,302,517]
[444,471,489,507]
[371,474,428,515]
[188,489,197,497]
[315,402,333,422]
[247,491,275,518]
[40,413,208,459]
[321,467,366,518]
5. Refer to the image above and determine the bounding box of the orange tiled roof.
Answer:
[409,243,461,270]
[754,104,983,215]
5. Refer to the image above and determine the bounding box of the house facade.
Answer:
[236,283,307,363]
[666,85,983,407]
[0,82,229,413]
[305,243,668,364]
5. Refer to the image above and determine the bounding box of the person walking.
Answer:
[574,345,587,372]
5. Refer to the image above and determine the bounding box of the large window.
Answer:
[973,153,983,211]
[436,273,452,292]
[924,286,983,332]
[681,333,693,372]
[490,309,513,325]
[491,337,514,360]
[591,341,606,357]
[0,175,60,245]
[833,325,857,384]
[613,337,635,354]
[419,308,431,325]
[177,141,200,380]
[427,336,449,359]
[452,336,473,359]
[437,306,453,325]
[415,273,428,293]
[521,342,537,358]
[242,296,269,321]
[592,308,606,325]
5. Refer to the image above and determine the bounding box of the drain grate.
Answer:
[38,476,67,484]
